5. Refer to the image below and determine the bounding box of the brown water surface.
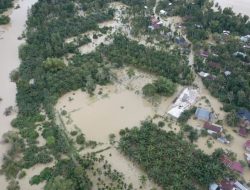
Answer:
[214,0,250,17]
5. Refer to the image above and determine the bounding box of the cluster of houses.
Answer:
[194,107,232,144]
[209,153,250,190]
[198,50,232,80]
[168,89,250,189]
[221,155,244,174]
[209,149,250,190]
[208,139,250,190]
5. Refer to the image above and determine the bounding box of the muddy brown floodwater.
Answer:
[56,68,182,189]
[0,0,38,189]
[214,0,250,17]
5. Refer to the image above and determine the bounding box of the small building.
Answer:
[209,183,220,190]
[198,71,209,78]
[208,62,220,69]
[29,78,35,85]
[200,51,209,58]
[230,162,244,174]
[195,108,214,122]
[149,16,162,30]
[243,45,250,49]
[194,24,203,28]
[244,140,250,152]
[210,180,249,190]
[167,88,199,118]
[241,36,248,42]
[220,180,235,190]
[223,30,230,35]
[234,181,249,190]
[160,10,167,15]
[233,51,247,58]
[175,36,189,47]
[203,122,223,134]
[224,71,231,76]
[238,109,250,122]
[240,35,250,42]
[245,152,250,165]
[207,75,217,81]
[217,136,230,144]
[221,155,244,174]
[239,127,248,137]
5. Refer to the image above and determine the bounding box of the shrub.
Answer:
[18,171,26,179]
[0,15,10,25]
[76,134,85,145]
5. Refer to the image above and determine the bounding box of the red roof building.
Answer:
[200,51,209,58]
[239,127,248,137]
[220,180,234,190]
[208,62,220,69]
[221,155,244,174]
[204,122,223,134]
[230,162,244,174]
[245,140,250,152]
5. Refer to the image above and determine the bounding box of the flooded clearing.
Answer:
[94,148,162,190]
[57,87,154,143]
[56,68,182,189]
[56,68,182,143]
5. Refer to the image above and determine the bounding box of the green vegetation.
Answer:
[143,77,177,97]
[0,15,10,24]
[226,111,240,127]
[99,35,193,85]
[164,0,250,114]
[119,121,230,189]
[178,107,197,123]
[157,0,250,41]
[156,0,250,115]
[7,180,20,190]
[194,38,250,112]
[0,0,14,25]
[0,0,14,13]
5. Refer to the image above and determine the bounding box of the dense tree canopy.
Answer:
[0,0,13,13]
[119,121,230,190]
[143,77,177,97]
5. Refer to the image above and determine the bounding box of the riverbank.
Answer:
[0,0,38,189]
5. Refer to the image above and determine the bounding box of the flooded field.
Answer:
[56,68,182,189]
[57,87,154,143]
